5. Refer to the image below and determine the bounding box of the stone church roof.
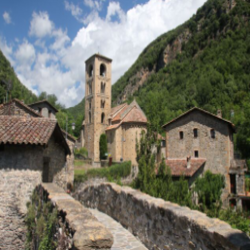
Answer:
[0,115,70,154]
[165,158,206,177]
[162,107,235,132]
[106,100,147,131]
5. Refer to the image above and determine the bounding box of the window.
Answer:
[89,82,92,95]
[89,112,91,124]
[193,128,198,138]
[101,112,105,124]
[210,129,215,139]
[49,110,52,118]
[194,150,199,158]
[101,82,106,93]
[101,100,105,108]
[88,65,93,77]
[179,131,184,139]
[89,100,91,110]
[38,108,42,115]
[100,64,106,77]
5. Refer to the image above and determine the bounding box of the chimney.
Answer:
[187,156,191,169]
[217,109,222,118]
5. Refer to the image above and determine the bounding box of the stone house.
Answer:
[0,115,71,187]
[28,99,58,119]
[162,107,247,208]
[81,53,147,166]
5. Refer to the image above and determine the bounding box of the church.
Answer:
[81,53,147,166]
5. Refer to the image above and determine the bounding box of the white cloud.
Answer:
[64,1,83,22]
[84,0,106,11]
[0,37,13,65]
[29,11,54,38]
[3,11,11,24]
[0,0,207,108]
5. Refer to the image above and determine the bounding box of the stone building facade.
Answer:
[28,99,58,119]
[82,54,147,166]
[162,107,247,207]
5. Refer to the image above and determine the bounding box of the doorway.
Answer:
[42,157,50,182]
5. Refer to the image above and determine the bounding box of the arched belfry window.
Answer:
[89,64,93,77]
[101,100,105,108]
[101,82,106,93]
[89,112,91,124]
[101,112,105,124]
[100,64,106,77]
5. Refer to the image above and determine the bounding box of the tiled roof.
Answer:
[29,99,58,112]
[162,107,235,132]
[61,129,76,143]
[0,98,42,117]
[122,106,147,123]
[165,158,206,177]
[0,115,56,146]
[106,100,147,131]
[110,103,128,118]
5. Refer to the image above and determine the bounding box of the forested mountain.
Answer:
[0,50,37,104]
[110,0,250,161]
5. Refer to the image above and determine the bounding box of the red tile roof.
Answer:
[0,115,57,146]
[162,107,235,132]
[165,158,206,177]
[0,98,42,117]
[106,100,147,131]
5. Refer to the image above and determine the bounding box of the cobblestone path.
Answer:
[89,209,148,250]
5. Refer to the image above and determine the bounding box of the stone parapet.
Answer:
[76,183,250,250]
[41,183,113,250]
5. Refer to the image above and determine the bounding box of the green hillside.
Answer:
[0,50,38,104]
[111,0,250,161]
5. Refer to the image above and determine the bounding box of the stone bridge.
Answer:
[75,182,250,250]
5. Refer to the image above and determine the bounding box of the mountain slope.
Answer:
[0,50,38,104]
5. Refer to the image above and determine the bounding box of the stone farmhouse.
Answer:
[0,98,75,189]
[81,54,147,166]
[162,107,248,208]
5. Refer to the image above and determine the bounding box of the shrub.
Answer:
[99,134,108,160]
[74,147,88,159]
[74,161,131,183]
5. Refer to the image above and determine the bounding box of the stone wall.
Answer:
[76,183,250,250]
[41,183,113,250]
[0,170,41,250]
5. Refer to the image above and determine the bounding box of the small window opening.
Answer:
[230,174,236,194]
[210,129,215,139]
[38,108,42,115]
[101,100,105,108]
[89,101,91,110]
[101,112,105,124]
[101,82,106,93]
[100,64,106,77]
[89,65,93,77]
[49,110,52,118]
[194,128,198,138]
[194,150,199,158]
[89,112,91,124]
[179,131,184,139]
[89,82,92,95]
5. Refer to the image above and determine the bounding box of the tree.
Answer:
[99,134,108,160]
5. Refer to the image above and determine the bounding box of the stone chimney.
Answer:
[217,109,222,118]
[187,156,191,169]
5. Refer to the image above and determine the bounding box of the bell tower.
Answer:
[84,54,112,164]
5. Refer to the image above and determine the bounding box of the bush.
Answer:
[74,147,88,159]
[74,161,131,183]
[99,134,108,160]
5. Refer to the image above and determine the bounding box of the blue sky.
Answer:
[0,0,206,107]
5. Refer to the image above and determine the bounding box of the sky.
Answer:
[0,0,207,108]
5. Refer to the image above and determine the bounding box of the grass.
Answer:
[74,160,85,167]
[74,161,131,184]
